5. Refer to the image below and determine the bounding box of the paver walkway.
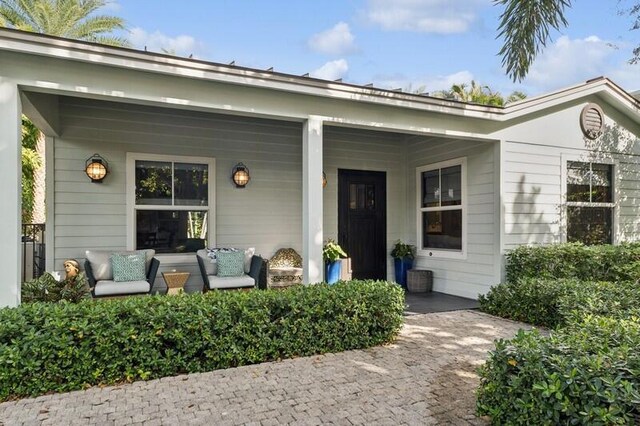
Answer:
[0,311,530,425]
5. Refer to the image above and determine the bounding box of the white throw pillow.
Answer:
[197,249,217,275]
[244,247,255,274]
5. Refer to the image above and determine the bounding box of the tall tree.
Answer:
[21,117,40,224]
[0,0,129,223]
[495,0,640,82]
[0,0,128,46]
[432,81,526,106]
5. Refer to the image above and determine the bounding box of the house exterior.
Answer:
[1,28,639,307]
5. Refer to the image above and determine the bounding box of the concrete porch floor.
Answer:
[404,291,480,315]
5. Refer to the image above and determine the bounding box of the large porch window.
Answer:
[126,153,215,254]
[416,158,466,259]
[565,160,614,245]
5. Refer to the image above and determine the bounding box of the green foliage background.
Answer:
[21,116,40,224]
[477,243,640,424]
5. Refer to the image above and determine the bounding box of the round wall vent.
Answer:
[580,103,605,139]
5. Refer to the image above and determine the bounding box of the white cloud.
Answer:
[308,22,357,55]
[130,28,203,57]
[311,59,349,81]
[373,70,475,93]
[527,36,610,89]
[526,35,640,93]
[364,0,488,34]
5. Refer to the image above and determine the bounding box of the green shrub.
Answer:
[21,272,90,303]
[0,280,403,401]
[505,243,640,283]
[479,278,640,328]
[477,316,640,425]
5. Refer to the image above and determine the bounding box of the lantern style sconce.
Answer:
[322,171,327,188]
[85,154,108,183]
[232,162,250,188]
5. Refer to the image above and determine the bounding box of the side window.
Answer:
[566,161,614,245]
[417,158,466,257]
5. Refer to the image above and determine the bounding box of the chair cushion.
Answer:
[111,252,146,282]
[86,249,155,281]
[217,251,246,277]
[197,249,217,275]
[208,275,255,289]
[94,280,150,296]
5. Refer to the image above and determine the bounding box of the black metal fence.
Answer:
[22,223,45,282]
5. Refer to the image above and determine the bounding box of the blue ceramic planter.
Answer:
[325,261,342,284]
[394,257,413,288]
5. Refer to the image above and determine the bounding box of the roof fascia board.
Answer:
[1,30,638,126]
[0,30,504,120]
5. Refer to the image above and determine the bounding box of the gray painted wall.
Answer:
[494,100,640,250]
[405,137,500,299]
[54,97,302,292]
[53,98,417,290]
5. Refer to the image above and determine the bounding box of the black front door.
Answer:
[338,169,387,280]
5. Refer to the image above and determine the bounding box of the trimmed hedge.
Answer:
[477,316,640,425]
[505,242,640,283]
[478,278,640,328]
[478,243,640,424]
[0,280,404,401]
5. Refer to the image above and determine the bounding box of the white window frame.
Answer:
[416,157,467,259]
[560,154,618,244]
[126,152,216,263]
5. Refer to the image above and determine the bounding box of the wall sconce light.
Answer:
[322,171,327,188]
[85,154,108,183]
[232,162,250,188]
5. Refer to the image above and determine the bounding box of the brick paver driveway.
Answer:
[0,311,529,425]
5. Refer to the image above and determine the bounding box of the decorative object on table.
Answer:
[162,270,190,295]
[268,248,303,288]
[231,162,250,188]
[391,240,415,288]
[407,269,433,293]
[63,259,80,279]
[21,270,90,303]
[85,153,109,183]
[323,239,347,285]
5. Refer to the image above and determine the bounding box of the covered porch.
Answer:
[0,29,503,306]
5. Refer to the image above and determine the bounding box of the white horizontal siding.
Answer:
[503,134,640,249]
[53,98,412,290]
[405,137,500,299]
[54,97,303,292]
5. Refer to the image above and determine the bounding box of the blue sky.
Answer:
[108,0,640,96]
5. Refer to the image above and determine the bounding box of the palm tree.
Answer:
[432,81,526,106]
[0,0,129,224]
[0,0,128,46]
[495,0,640,82]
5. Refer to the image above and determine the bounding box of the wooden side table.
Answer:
[162,271,190,295]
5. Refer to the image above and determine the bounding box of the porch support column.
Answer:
[302,116,324,284]
[0,81,22,307]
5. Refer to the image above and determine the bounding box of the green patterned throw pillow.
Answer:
[111,252,147,282]
[217,251,246,277]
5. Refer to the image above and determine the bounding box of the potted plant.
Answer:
[391,240,415,288]
[323,239,347,284]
